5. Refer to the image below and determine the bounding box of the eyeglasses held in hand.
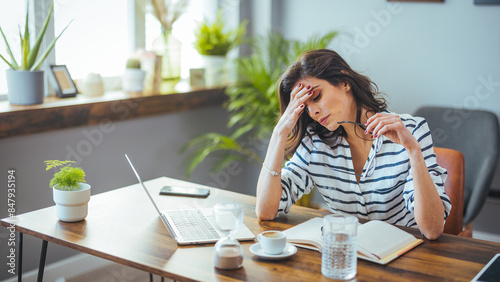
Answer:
[337,120,367,130]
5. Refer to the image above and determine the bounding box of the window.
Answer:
[0,0,221,96]
[0,1,27,94]
[54,0,129,79]
[145,0,205,78]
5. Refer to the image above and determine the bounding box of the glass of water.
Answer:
[321,214,358,280]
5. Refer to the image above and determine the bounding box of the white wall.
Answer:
[0,106,260,280]
[272,0,500,237]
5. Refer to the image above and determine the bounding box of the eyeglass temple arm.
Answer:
[337,121,367,130]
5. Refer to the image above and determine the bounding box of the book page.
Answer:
[284,217,323,251]
[357,220,418,260]
[284,218,421,264]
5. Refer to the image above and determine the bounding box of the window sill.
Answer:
[0,86,226,139]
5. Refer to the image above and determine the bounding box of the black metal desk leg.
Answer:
[17,232,22,282]
[37,240,48,282]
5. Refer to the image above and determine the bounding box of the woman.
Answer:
[256,49,451,240]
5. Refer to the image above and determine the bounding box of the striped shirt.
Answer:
[278,113,452,228]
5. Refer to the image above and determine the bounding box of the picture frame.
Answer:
[48,65,78,98]
[189,68,206,88]
[474,0,500,4]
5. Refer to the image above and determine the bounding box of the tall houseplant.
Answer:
[0,1,71,105]
[182,31,338,177]
[45,160,90,222]
[193,11,247,87]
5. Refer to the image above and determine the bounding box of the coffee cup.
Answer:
[257,230,286,255]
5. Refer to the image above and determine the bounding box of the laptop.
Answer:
[125,154,255,245]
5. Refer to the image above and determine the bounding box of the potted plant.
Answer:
[45,160,90,222]
[122,57,146,93]
[193,10,248,87]
[0,1,71,105]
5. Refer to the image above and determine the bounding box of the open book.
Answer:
[284,217,423,265]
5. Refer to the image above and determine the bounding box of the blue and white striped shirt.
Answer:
[279,113,452,228]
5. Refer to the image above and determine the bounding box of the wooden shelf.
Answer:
[0,87,226,139]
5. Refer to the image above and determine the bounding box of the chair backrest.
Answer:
[434,147,465,235]
[415,106,499,224]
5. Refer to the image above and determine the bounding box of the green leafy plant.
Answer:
[0,1,71,71]
[182,30,338,177]
[194,10,248,56]
[126,58,142,69]
[45,160,86,191]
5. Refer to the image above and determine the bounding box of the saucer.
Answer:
[249,243,297,260]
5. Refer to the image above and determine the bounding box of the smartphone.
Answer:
[159,185,210,198]
[472,253,500,282]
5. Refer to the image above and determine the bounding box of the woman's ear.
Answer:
[345,83,351,92]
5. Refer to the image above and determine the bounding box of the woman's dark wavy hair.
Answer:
[278,49,387,158]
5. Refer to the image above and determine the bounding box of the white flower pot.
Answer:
[53,183,91,222]
[201,55,227,87]
[82,73,105,97]
[122,69,146,92]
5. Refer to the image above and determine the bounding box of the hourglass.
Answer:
[213,202,244,269]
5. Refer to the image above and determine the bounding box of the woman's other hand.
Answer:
[365,113,419,152]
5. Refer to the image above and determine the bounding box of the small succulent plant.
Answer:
[126,58,142,69]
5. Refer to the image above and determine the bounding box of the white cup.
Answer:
[257,230,286,255]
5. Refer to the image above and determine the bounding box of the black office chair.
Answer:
[414,106,500,227]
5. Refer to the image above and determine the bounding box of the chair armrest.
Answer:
[458,229,473,237]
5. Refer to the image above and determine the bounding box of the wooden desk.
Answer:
[2,177,500,281]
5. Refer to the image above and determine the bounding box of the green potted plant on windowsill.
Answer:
[0,1,71,105]
[193,10,248,87]
[45,160,90,222]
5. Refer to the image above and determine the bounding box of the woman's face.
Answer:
[295,77,354,132]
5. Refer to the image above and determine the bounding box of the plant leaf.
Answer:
[0,27,19,69]
[0,53,15,69]
[21,36,29,69]
[194,10,247,56]
[27,1,54,69]
[24,1,30,57]
[211,153,246,172]
[31,19,72,71]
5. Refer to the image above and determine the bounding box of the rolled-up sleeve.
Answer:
[402,118,452,220]
[278,140,315,214]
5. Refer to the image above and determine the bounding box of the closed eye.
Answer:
[312,91,322,101]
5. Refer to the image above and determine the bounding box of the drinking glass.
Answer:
[213,202,244,269]
[321,214,358,280]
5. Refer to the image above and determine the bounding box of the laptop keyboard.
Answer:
[167,210,220,241]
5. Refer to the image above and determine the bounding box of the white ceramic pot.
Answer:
[82,73,105,97]
[201,55,227,87]
[122,69,146,92]
[53,183,91,222]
